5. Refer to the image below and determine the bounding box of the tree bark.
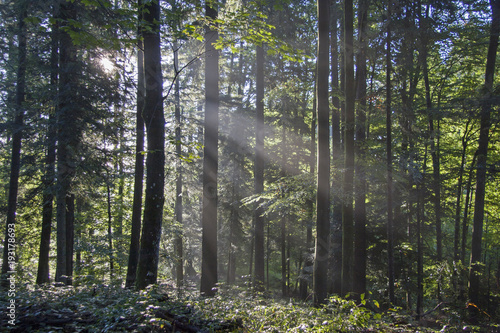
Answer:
[1,0,27,286]
[254,43,265,292]
[329,0,342,296]
[386,0,395,304]
[468,0,500,315]
[136,0,165,290]
[314,0,330,305]
[125,0,145,289]
[174,39,184,290]
[341,0,354,298]
[55,0,78,285]
[37,4,58,285]
[200,1,219,296]
[353,0,368,300]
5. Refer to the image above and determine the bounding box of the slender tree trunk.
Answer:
[37,5,58,285]
[353,0,368,300]
[454,120,472,262]
[314,0,330,305]
[341,0,354,298]
[55,0,78,285]
[386,1,395,304]
[125,0,145,289]
[200,1,219,296]
[174,39,184,290]
[107,183,114,280]
[136,0,165,289]
[254,43,265,291]
[66,194,75,285]
[329,0,342,295]
[468,0,500,315]
[1,1,27,286]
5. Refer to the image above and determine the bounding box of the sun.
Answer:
[99,57,115,73]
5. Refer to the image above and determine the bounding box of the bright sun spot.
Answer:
[100,57,115,73]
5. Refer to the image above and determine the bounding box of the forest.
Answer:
[1,0,500,331]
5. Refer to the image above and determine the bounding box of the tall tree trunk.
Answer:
[329,0,342,295]
[468,0,500,316]
[254,43,265,292]
[37,5,58,285]
[200,1,219,296]
[385,0,395,304]
[107,182,115,280]
[125,0,145,289]
[420,5,442,284]
[314,0,330,305]
[341,0,354,297]
[300,63,316,301]
[454,120,472,262]
[55,0,78,285]
[174,39,184,290]
[1,0,27,286]
[136,0,165,290]
[353,0,368,300]
[65,194,75,285]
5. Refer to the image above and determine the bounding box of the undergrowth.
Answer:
[0,282,498,332]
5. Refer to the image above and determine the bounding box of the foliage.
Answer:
[2,283,498,332]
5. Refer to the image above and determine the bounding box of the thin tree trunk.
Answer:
[37,5,58,285]
[386,0,395,304]
[254,43,265,291]
[66,194,75,285]
[107,183,114,280]
[174,39,184,290]
[125,0,145,289]
[353,0,368,300]
[341,0,354,298]
[55,0,78,285]
[2,1,27,287]
[200,1,219,296]
[329,0,342,295]
[136,0,165,289]
[314,0,330,305]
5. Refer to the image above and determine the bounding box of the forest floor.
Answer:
[0,282,498,332]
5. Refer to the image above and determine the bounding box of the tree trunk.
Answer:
[66,194,75,285]
[254,43,265,292]
[468,0,500,316]
[37,4,58,285]
[55,0,78,285]
[136,0,165,290]
[200,1,219,296]
[174,39,184,290]
[341,0,354,298]
[1,0,27,287]
[107,182,114,280]
[329,0,342,296]
[353,0,368,300]
[386,0,395,304]
[125,0,145,289]
[314,0,330,305]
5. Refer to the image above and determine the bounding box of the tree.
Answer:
[36,3,58,285]
[125,0,146,289]
[314,0,330,305]
[341,0,355,297]
[385,0,395,304]
[254,43,265,291]
[200,0,219,297]
[136,0,165,290]
[55,0,78,285]
[353,0,368,300]
[468,0,500,315]
[1,0,27,287]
